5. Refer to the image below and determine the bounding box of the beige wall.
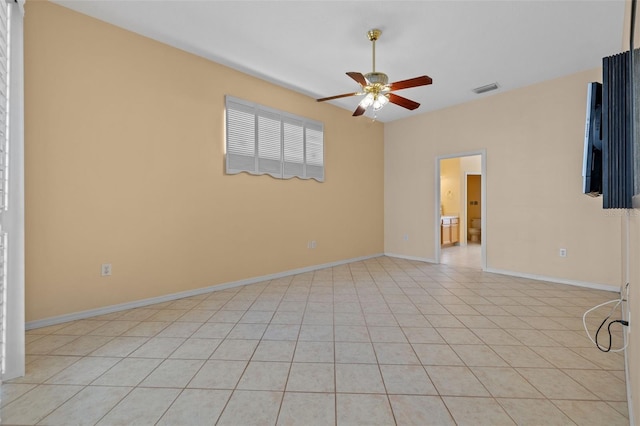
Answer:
[25,2,384,322]
[459,155,481,174]
[440,158,460,216]
[385,68,622,286]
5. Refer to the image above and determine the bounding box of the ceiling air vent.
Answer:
[472,82,499,94]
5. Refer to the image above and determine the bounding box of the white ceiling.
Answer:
[53,0,626,122]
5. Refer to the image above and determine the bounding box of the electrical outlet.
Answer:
[307,240,317,249]
[559,248,567,257]
[403,234,409,241]
[101,263,112,277]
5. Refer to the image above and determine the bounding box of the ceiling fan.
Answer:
[317,29,433,117]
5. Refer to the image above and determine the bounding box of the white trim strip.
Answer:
[384,253,437,264]
[26,253,384,330]
[385,253,618,293]
[484,267,620,293]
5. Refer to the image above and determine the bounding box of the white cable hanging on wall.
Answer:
[582,283,629,353]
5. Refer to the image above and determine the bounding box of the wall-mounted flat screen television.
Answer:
[583,82,603,196]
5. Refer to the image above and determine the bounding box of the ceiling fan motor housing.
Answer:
[365,72,389,86]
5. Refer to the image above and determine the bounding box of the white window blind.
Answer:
[257,110,281,175]
[306,124,324,181]
[283,118,304,178]
[225,96,324,181]
[226,100,255,173]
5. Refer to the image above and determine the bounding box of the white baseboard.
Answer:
[27,253,620,330]
[26,253,384,330]
[384,253,437,264]
[484,267,620,293]
[384,254,617,292]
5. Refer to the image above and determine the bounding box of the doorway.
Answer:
[435,151,486,269]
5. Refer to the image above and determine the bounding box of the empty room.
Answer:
[1,0,640,425]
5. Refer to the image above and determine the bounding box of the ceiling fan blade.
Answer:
[347,72,368,87]
[388,75,433,91]
[317,92,360,102]
[388,93,420,110]
[352,105,366,116]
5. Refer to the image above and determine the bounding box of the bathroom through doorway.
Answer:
[436,151,486,270]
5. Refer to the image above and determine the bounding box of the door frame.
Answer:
[435,150,487,269]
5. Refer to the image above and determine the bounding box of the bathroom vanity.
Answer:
[441,216,459,246]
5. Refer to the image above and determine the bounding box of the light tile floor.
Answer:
[441,243,482,269]
[1,256,629,425]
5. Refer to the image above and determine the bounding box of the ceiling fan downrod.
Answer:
[367,29,381,73]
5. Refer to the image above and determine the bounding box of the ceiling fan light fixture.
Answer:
[360,93,375,108]
[373,94,389,111]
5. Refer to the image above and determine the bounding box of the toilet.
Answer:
[468,218,481,243]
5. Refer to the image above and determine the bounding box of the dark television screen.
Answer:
[583,82,603,196]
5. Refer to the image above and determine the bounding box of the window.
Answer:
[225,96,324,182]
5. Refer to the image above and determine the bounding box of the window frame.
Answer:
[225,95,324,182]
